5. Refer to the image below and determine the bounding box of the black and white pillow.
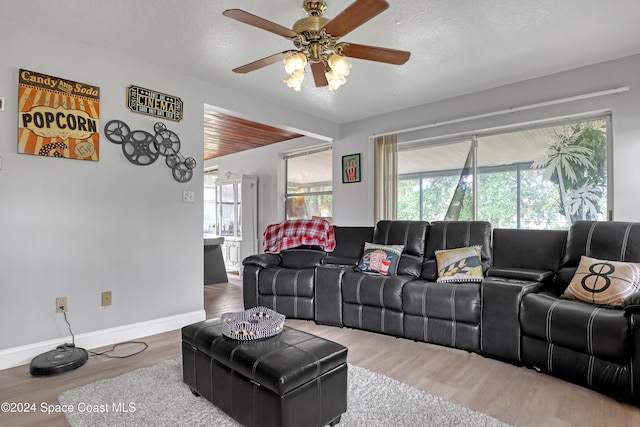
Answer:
[563,256,640,306]
[435,246,483,283]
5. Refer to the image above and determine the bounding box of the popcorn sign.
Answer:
[18,69,100,161]
[342,153,361,183]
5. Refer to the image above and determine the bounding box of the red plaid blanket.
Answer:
[263,219,336,253]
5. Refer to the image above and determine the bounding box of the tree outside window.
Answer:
[532,121,607,225]
[396,118,608,229]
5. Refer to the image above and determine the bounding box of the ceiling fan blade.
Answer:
[232,52,292,74]
[323,0,389,38]
[311,62,329,87]
[341,43,410,65]
[223,9,297,39]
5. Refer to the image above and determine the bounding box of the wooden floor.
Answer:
[2,274,640,426]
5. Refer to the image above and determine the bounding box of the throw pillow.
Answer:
[435,246,484,283]
[562,256,640,306]
[356,243,404,276]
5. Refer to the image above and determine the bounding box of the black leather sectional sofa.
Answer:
[242,220,640,405]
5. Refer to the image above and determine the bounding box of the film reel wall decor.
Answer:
[104,119,196,183]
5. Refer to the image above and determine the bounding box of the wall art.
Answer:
[342,153,361,183]
[18,69,100,161]
[104,119,195,183]
[127,85,183,122]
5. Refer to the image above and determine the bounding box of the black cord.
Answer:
[62,311,75,346]
[61,310,149,358]
[88,341,149,359]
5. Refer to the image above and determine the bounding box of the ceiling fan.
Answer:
[223,0,411,91]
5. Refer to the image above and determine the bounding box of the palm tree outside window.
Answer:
[394,116,609,229]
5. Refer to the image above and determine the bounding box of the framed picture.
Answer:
[342,153,361,183]
[18,69,100,161]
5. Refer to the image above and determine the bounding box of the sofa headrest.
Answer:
[555,221,640,292]
[492,228,567,273]
[330,226,375,259]
[422,221,492,281]
[373,220,429,277]
[562,221,640,263]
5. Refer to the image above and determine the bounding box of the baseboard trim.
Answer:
[0,309,206,370]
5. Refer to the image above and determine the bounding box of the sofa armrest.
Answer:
[322,256,359,266]
[486,266,555,284]
[242,264,260,309]
[629,311,640,405]
[623,291,640,314]
[243,253,281,269]
[279,249,326,268]
[315,265,350,327]
[481,277,547,363]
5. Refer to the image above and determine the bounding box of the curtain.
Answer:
[374,134,398,222]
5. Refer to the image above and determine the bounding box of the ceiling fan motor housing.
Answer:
[293,16,330,36]
[296,0,331,44]
[303,1,328,16]
[293,6,333,63]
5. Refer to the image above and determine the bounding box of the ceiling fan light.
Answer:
[284,68,305,91]
[328,54,351,77]
[284,76,303,91]
[325,69,346,91]
[283,52,308,74]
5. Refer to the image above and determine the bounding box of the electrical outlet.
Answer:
[182,190,195,203]
[101,291,112,307]
[56,297,67,313]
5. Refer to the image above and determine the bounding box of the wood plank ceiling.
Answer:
[204,106,303,160]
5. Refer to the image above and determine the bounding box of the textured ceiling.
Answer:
[2,0,639,149]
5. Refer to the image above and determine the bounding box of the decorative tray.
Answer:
[221,306,286,341]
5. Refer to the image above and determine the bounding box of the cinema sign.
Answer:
[126,85,183,122]
[18,69,100,161]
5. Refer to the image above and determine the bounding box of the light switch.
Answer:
[182,190,195,203]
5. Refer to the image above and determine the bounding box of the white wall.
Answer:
[0,17,337,368]
[0,19,207,364]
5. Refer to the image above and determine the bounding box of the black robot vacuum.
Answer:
[29,344,88,376]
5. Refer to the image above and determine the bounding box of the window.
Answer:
[285,147,333,221]
[397,117,609,229]
[203,169,218,233]
[398,139,474,222]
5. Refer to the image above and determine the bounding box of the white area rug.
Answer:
[59,358,511,426]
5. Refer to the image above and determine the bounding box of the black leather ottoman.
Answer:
[182,318,348,427]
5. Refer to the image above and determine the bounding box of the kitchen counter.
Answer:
[204,234,224,246]
[204,235,227,285]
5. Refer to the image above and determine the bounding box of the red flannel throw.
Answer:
[263,219,336,253]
